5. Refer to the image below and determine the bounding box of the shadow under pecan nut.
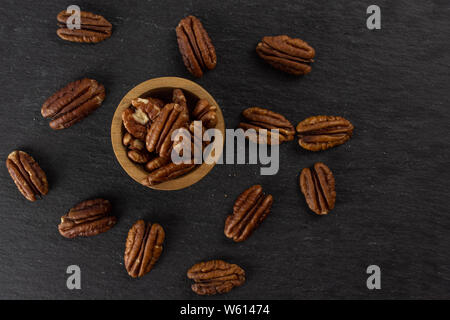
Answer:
[238,107,295,145]
[176,15,217,77]
[187,260,245,295]
[224,185,273,242]
[41,78,105,130]
[296,115,354,151]
[58,198,116,238]
[192,99,217,128]
[300,162,336,215]
[6,151,48,202]
[256,35,315,75]
[56,10,112,43]
[124,220,165,278]
[142,162,195,186]
[146,103,189,157]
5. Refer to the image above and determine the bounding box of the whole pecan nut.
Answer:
[58,198,116,238]
[176,15,217,77]
[224,185,273,242]
[124,220,165,278]
[127,150,151,164]
[300,162,336,215]
[296,115,354,151]
[256,35,315,75]
[131,97,163,122]
[145,156,170,172]
[238,107,295,144]
[187,260,245,295]
[142,162,195,186]
[41,78,105,130]
[146,103,189,157]
[6,151,48,202]
[192,99,217,128]
[57,10,112,43]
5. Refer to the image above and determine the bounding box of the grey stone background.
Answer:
[0,0,449,299]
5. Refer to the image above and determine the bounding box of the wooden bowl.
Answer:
[111,77,225,190]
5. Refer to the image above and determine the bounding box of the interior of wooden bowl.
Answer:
[111,77,225,190]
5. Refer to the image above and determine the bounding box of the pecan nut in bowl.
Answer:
[296,115,354,151]
[131,97,163,122]
[41,78,105,130]
[58,199,116,238]
[300,162,336,215]
[238,107,295,144]
[142,162,196,187]
[224,185,273,242]
[56,10,112,43]
[124,220,165,278]
[6,151,48,202]
[176,15,217,77]
[187,260,245,295]
[192,99,217,129]
[256,35,315,75]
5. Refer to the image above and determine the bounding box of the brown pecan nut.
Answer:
[224,185,273,242]
[256,35,315,75]
[238,107,295,145]
[6,151,48,202]
[145,156,170,172]
[192,99,217,129]
[300,162,336,215]
[176,15,217,77]
[187,260,245,295]
[142,162,195,186]
[146,103,189,157]
[172,89,188,112]
[122,133,145,151]
[296,115,354,151]
[41,78,105,130]
[124,220,165,278]
[131,97,163,121]
[122,107,150,140]
[57,10,112,43]
[127,150,151,164]
[58,198,116,238]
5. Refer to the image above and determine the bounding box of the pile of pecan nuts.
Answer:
[4,9,356,296]
[121,89,217,186]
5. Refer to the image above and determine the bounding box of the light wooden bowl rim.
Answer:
[111,77,225,190]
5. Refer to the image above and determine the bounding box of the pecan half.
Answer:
[224,185,273,242]
[127,150,151,164]
[176,15,217,77]
[6,151,48,202]
[238,107,295,145]
[56,10,112,43]
[146,103,189,157]
[122,107,149,140]
[296,115,354,151]
[145,156,170,172]
[172,89,188,112]
[300,162,336,215]
[41,78,105,130]
[122,133,145,151]
[187,260,245,295]
[256,35,315,75]
[124,220,165,278]
[142,162,195,186]
[58,198,116,238]
[192,99,217,129]
[131,97,163,121]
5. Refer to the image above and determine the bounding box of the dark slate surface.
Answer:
[0,0,449,300]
